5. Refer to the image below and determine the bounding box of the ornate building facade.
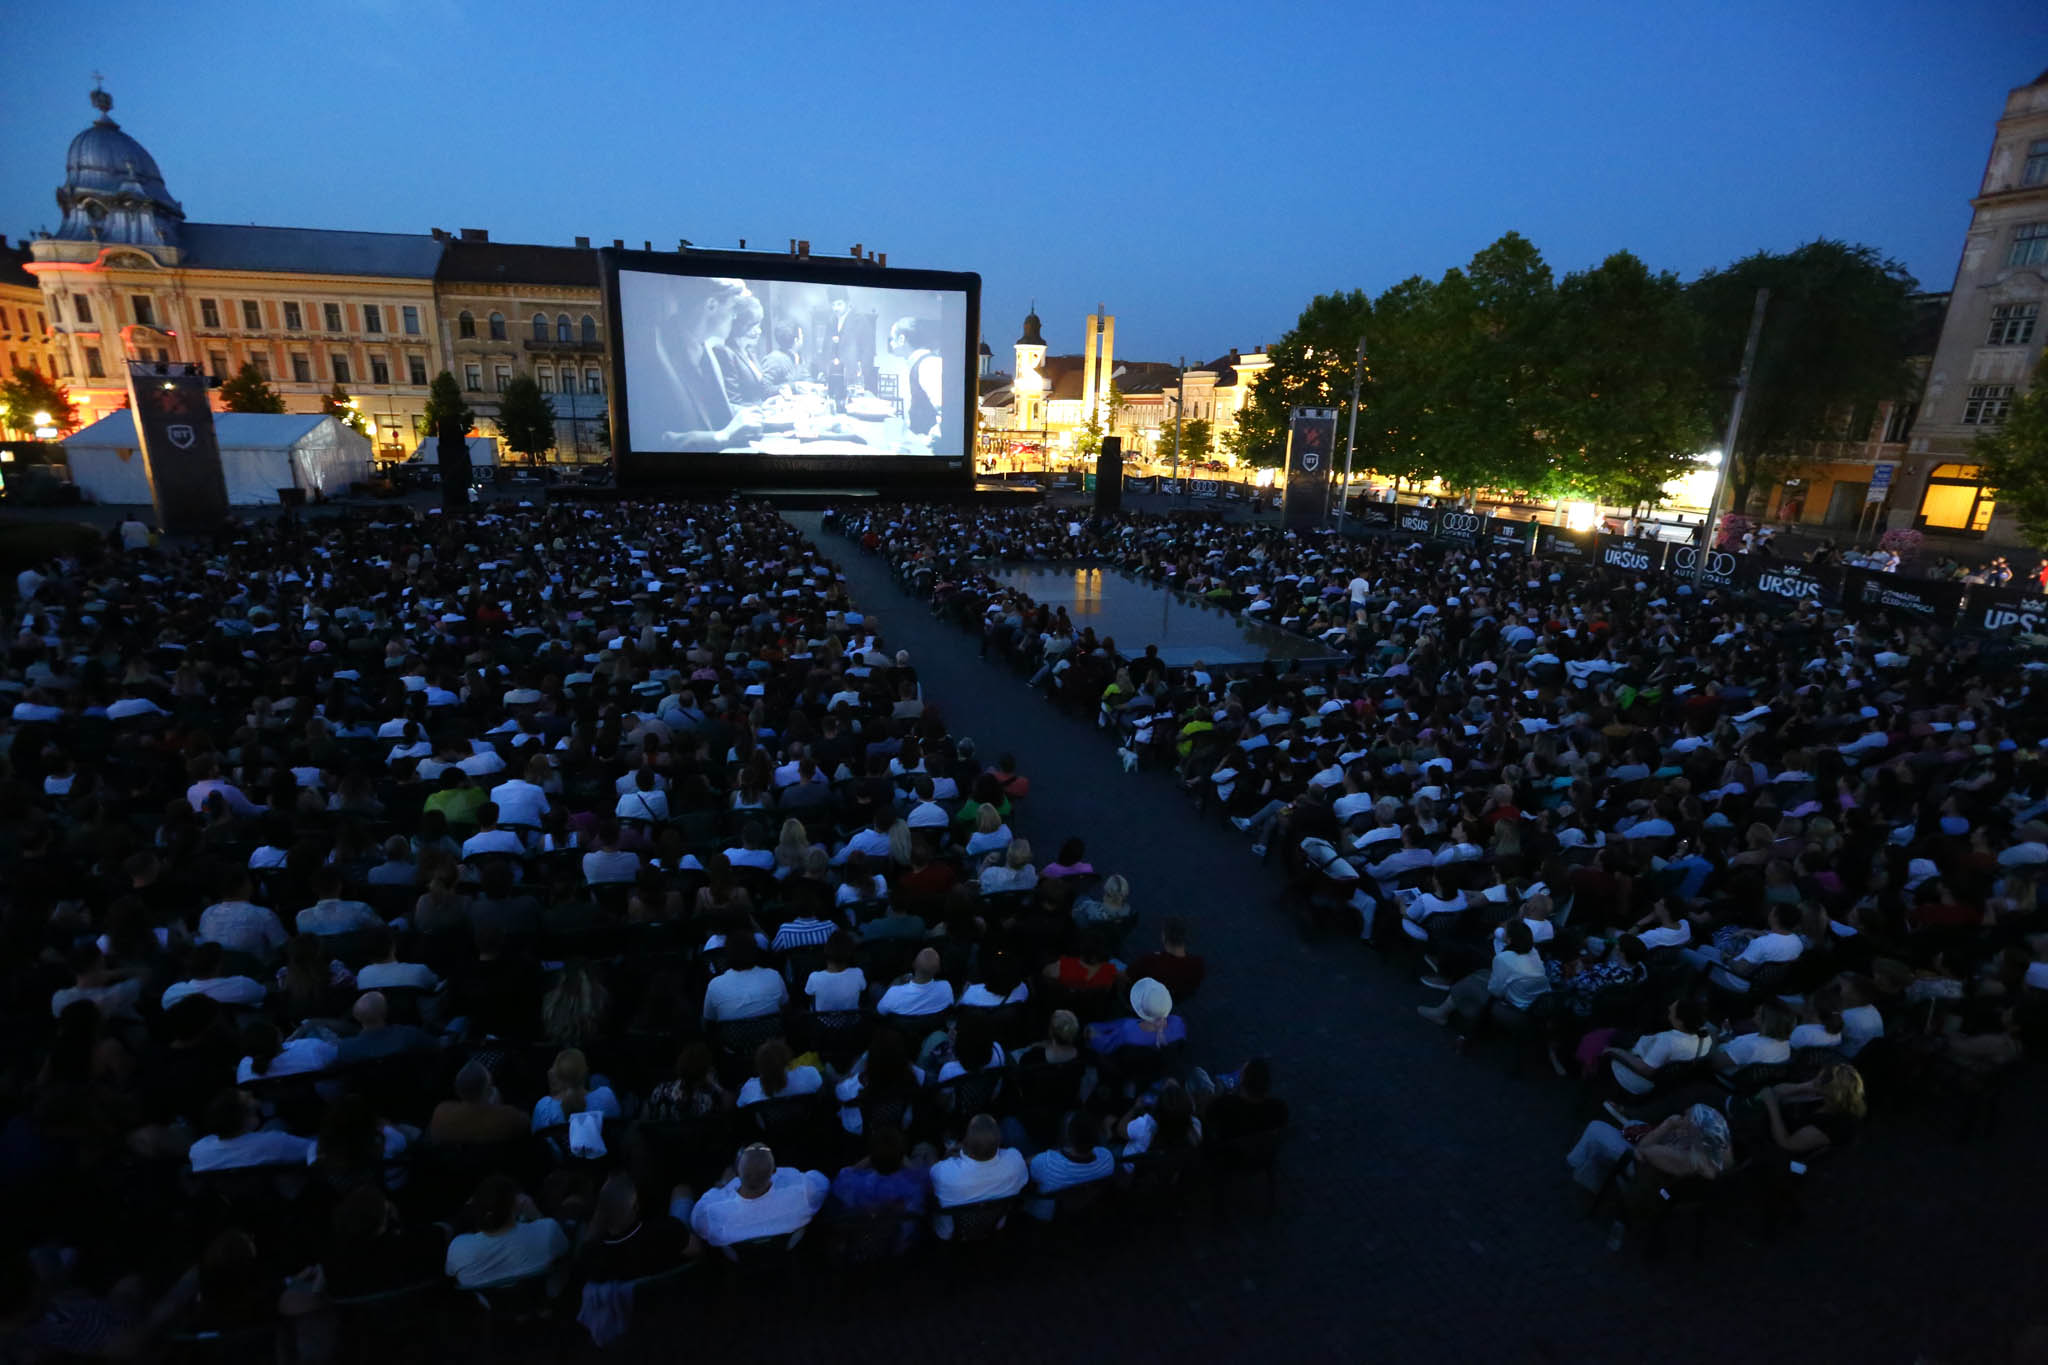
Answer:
[1894,67,2048,542]
[26,88,445,456]
[1,237,66,436]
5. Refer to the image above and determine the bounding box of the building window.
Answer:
[494,365,510,392]
[560,370,576,395]
[283,302,302,331]
[407,355,427,386]
[2011,224,2048,269]
[11,309,22,333]
[402,305,420,335]
[242,300,263,330]
[531,313,549,342]
[58,351,72,378]
[291,353,312,382]
[1882,401,1919,443]
[581,315,598,344]
[208,349,228,379]
[1987,302,2039,347]
[586,368,602,393]
[458,311,476,339]
[248,352,270,380]
[84,346,103,377]
[73,296,93,325]
[1961,384,2014,425]
[130,295,155,327]
[556,313,572,342]
[332,354,352,385]
[371,355,390,385]
[199,298,221,328]
[464,364,482,391]
[2026,138,2048,189]
[488,312,506,340]
[363,304,382,334]
[35,311,46,333]
[537,367,554,393]
[323,303,344,332]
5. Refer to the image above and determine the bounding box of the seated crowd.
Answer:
[0,500,1277,1357]
[845,499,2044,1250]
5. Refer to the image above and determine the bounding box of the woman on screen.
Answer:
[716,293,773,407]
[645,276,761,451]
[890,317,945,446]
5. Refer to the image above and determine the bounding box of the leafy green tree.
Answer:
[218,362,285,414]
[1240,289,1371,471]
[1076,408,1105,458]
[1540,251,1715,506]
[495,374,556,464]
[1159,416,1213,467]
[1688,239,1920,513]
[0,367,79,436]
[322,385,368,436]
[1976,369,2048,549]
[421,369,473,441]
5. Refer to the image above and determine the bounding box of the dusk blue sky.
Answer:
[5,1,2045,366]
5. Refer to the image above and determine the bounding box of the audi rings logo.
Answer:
[1672,547,1734,579]
[1438,512,1480,535]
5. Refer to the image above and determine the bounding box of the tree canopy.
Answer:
[422,370,474,442]
[1245,233,1907,507]
[0,367,80,436]
[496,375,556,462]
[1976,369,2048,549]
[322,385,368,437]
[218,363,284,414]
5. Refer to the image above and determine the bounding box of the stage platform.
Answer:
[550,481,1045,509]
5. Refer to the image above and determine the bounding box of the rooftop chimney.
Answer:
[850,243,863,259]
[430,227,449,241]
[877,252,886,268]
[797,240,810,259]
[788,238,797,255]
[643,241,651,251]
[738,238,746,249]
[574,236,590,249]
[459,227,488,242]
[613,239,624,250]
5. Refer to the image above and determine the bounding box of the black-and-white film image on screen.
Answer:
[617,269,968,457]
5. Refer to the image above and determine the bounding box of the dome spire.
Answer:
[90,73,112,120]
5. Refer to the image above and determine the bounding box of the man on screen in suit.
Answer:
[642,277,763,451]
[815,293,876,410]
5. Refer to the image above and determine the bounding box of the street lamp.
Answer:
[31,410,58,440]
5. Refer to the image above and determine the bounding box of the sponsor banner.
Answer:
[1964,584,2048,635]
[1434,508,1484,545]
[1284,406,1339,530]
[123,363,229,534]
[1348,500,1397,531]
[1124,475,1158,494]
[1666,544,1739,591]
[1484,516,1535,554]
[1844,569,1962,622]
[1190,478,1220,499]
[1742,557,1844,608]
[1535,525,1594,559]
[1394,505,1438,539]
[1595,534,1667,576]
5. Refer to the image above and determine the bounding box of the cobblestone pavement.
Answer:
[613,513,2045,1365]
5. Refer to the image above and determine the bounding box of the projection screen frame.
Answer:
[602,247,980,493]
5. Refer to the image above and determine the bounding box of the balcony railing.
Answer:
[523,336,604,352]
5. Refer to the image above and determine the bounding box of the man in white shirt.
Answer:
[833,811,895,866]
[1692,905,1804,992]
[51,945,148,1020]
[930,1114,1029,1238]
[161,943,267,1010]
[701,939,789,1023]
[877,949,954,1018]
[489,762,552,829]
[106,690,168,721]
[1365,828,1434,883]
[188,1090,318,1171]
[581,822,641,884]
[614,770,670,822]
[461,805,527,859]
[688,1144,829,1249]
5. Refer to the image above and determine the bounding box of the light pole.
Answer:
[1696,287,1768,586]
[1334,335,1365,531]
[1169,356,1186,504]
[32,410,58,440]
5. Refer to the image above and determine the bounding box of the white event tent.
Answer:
[62,412,373,506]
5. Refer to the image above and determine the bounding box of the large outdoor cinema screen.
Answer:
[606,252,979,485]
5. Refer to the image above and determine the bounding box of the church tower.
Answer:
[1012,304,1047,432]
